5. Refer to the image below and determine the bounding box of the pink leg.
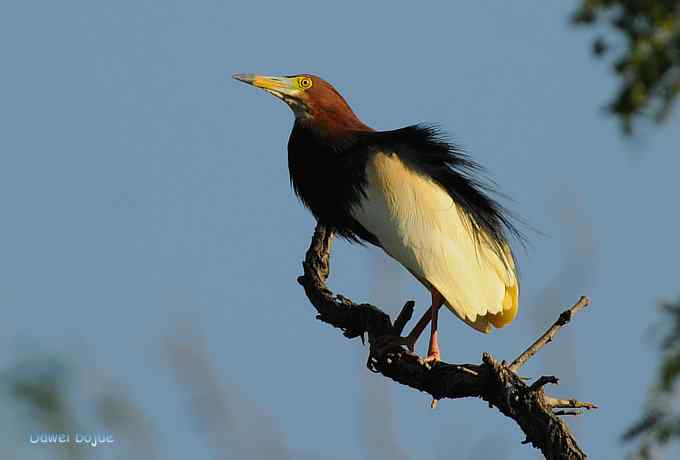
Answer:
[425,291,444,362]
[402,308,432,351]
[424,291,445,409]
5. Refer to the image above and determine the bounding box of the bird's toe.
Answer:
[373,335,416,357]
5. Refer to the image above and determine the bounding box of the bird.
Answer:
[233,73,521,364]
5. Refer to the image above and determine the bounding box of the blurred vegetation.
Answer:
[623,300,680,459]
[0,329,299,460]
[572,1,680,453]
[1,356,159,460]
[572,0,680,134]
[4,358,83,460]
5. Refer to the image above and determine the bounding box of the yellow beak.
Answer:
[232,74,296,94]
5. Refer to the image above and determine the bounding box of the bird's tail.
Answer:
[449,283,519,333]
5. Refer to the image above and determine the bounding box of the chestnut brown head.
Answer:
[233,73,369,133]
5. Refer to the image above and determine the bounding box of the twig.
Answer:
[529,376,559,392]
[393,301,415,336]
[546,397,598,410]
[509,296,590,372]
[298,223,595,460]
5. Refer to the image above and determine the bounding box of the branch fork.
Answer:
[297,224,597,460]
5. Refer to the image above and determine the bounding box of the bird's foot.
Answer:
[418,350,441,369]
[421,351,441,364]
[421,330,441,365]
[421,351,441,409]
[373,334,417,357]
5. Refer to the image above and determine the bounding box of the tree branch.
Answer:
[509,296,590,372]
[297,224,596,460]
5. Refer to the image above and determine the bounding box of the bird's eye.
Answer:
[298,77,312,89]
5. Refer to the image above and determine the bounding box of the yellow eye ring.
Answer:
[298,77,312,89]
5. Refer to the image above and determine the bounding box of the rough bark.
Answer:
[297,224,596,460]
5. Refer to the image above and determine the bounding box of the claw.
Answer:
[422,352,441,364]
[422,352,441,409]
[374,335,416,356]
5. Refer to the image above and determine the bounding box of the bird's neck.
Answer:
[287,117,379,245]
[296,107,373,142]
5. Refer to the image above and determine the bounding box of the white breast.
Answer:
[350,151,518,333]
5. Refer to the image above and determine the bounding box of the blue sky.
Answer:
[1,1,679,459]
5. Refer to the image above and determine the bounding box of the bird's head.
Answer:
[233,73,369,134]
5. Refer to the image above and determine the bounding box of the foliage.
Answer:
[3,358,83,460]
[572,0,680,134]
[624,300,680,459]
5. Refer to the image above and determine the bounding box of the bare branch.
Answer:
[509,296,590,372]
[393,301,415,336]
[529,376,560,392]
[298,223,596,460]
[546,397,598,411]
